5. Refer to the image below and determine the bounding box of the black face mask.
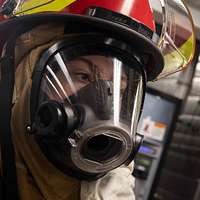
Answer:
[30,79,142,180]
[26,33,147,180]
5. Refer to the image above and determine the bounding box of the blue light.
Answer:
[139,145,154,154]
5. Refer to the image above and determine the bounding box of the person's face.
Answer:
[61,55,128,96]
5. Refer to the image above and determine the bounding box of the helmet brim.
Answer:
[0,13,164,81]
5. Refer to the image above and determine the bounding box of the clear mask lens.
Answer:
[39,54,143,132]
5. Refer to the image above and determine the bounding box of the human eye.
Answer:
[67,58,95,89]
[73,72,91,83]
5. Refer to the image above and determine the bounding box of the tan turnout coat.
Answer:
[0,23,135,200]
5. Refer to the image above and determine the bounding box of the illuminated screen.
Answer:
[137,91,177,142]
[139,145,155,155]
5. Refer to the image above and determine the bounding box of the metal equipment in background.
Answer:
[133,87,181,200]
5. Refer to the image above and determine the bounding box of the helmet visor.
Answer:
[151,0,196,79]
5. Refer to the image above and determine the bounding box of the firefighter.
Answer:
[0,0,195,199]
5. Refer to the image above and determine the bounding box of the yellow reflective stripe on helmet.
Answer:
[157,34,195,80]
[179,34,195,63]
[14,0,77,15]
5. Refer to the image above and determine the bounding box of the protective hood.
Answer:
[11,23,81,200]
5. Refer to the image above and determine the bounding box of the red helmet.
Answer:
[66,0,155,31]
[0,0,196,80]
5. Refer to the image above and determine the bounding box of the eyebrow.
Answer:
[76,57,127,79]
[75,57,98,72]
